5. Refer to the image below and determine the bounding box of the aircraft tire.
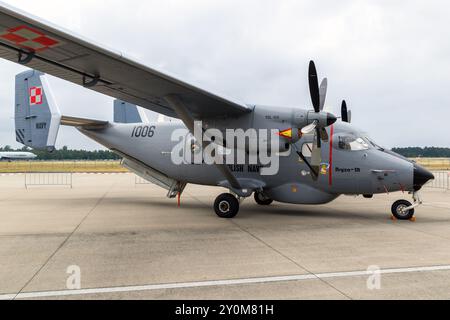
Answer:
[254,192,274,206]
[214,193,240,219]
[391,200,415,220]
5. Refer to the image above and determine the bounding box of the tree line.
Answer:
[1,145,449,160]
[391,147,450,158]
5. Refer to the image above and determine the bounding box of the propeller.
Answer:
[341,100,352,123]
[309,61,321,113]
[295,61,337,180]
[301,121,318,134]
[301,78,327,134]
[278,61,337,180]
[319,78,328,111]
[309,61,334,178]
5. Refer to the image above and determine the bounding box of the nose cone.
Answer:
[327,113,337,126]
[413,163,434,191]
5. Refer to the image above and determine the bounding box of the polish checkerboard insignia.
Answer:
[0,25,61,52]
[29,86,43,105]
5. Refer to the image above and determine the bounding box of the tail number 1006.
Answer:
[131,126,156,138]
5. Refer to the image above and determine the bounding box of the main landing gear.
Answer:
[391,191,423,221]
[214,191,274,219]
[214,193,240,219]
[254,192,274,206]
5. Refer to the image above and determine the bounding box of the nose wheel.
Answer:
[214,193,240,219]
[391,200,415,220]
[391,191,423,221]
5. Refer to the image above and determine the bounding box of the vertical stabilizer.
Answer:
[15,70,61,151]
[114,99,149,124]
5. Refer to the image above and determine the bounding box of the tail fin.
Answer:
[15,70,61,151]
[114,99,148,124]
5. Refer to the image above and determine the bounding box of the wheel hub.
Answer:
[219,201,230,213]
[396,205,409,217]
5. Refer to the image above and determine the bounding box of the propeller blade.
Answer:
[341,100,349,123]
[319,78,328,111]
[311,129,322,165]
[311,148,322,168]
[347,110,352,123]
[301,120,318,134]
[320,128,329,142]
[316,128,322,149]
[311,131,322,181]
[309,61,321,113]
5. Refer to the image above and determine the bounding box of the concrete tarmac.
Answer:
[0,173,449,300]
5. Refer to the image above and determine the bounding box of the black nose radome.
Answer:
[414,164,435,191]
[327,113,337,126]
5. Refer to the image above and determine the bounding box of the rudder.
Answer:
[15,70,61,151]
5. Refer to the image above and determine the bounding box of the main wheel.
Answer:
[254,192,273,206]
[214,193,240,219]
[391,200,415,220]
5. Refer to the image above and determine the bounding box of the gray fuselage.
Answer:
[78,106,415,206]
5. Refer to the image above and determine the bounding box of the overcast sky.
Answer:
[0,0,449,150]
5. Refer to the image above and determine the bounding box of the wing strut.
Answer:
[164,94,243,193]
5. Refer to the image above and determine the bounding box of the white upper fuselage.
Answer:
[0,152,37,160]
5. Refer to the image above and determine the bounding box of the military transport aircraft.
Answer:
[0,151,36,161]
[0,2,434,220]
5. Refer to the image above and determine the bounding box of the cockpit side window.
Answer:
[335,135,369,151]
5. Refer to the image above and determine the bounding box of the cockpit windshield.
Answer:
[333,133,386,152]
[335,135,370,151]
[363,136,385,151]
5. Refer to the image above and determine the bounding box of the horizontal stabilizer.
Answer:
[61,116,109,129]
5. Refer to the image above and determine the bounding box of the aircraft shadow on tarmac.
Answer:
[103,197,391,222]
[98,197,449,223]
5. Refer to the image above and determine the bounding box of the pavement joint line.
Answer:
[11,186,113,300]
[187,193,352,300]
[330,205,450,243]
[229,219,353,300]
[178,193,450,299]
[376,211,450,242]
[1,265,450,300]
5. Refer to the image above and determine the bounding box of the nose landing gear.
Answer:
[391,200,415,220]
[391,191,423,221]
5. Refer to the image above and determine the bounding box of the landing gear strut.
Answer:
[214,193,240,219]
[391,191,422,221]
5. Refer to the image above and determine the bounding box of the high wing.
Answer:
[0,2,252,119]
